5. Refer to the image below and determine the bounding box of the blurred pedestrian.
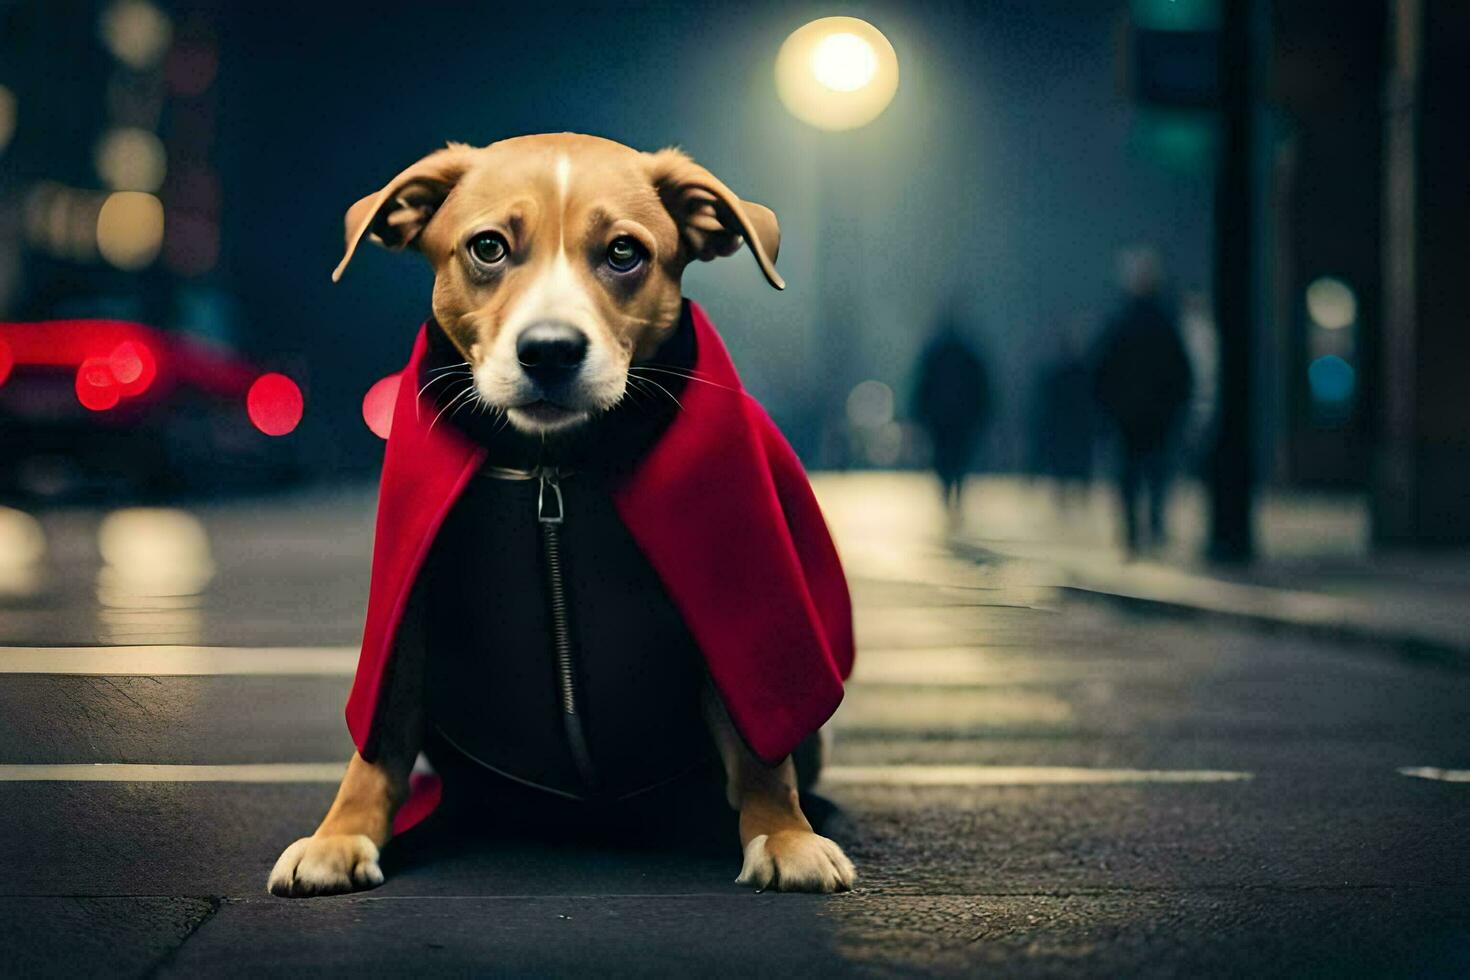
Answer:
[1091,248,1193,556]
[1029,318,1096,509]
[912,309,992,516]
[1177,289,1219,475]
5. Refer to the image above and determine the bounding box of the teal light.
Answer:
[1130,109,1218,175]
[1308,355,1356,404]
[1131,0,1221,31]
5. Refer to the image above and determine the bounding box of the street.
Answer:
[1,473,1467,976]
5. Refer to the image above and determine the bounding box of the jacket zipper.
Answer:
[537,468,599,792]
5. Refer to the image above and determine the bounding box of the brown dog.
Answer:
[267,134,855,896]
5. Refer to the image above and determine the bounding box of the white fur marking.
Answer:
[555,154,571,249]
[736,834,770,885]
[556,154,571,201]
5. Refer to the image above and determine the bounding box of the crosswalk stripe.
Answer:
[1398,767,1470,783]
[0,763,347,782]
[0,645,1133,689]
[0,646,358,675]
[0,763,1253,785]
[0,644,1130,694]
[820,765,1253,786]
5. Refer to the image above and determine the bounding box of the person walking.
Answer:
[1029,319,1096,510]
[1091,249,1193,556]
[912,312,992,517]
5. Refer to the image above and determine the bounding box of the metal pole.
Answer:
[1375,0,1421,544]
[1208,0,1255,562]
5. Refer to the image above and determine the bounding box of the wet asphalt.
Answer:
[0,476,1467,977]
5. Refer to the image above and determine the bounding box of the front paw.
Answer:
[736,829,856,893]
[267,834,384,897]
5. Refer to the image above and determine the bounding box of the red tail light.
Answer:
[76,358,122,411]
[108,340,157,396]
[247,373,304,436]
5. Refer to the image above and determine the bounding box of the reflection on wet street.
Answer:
[95,508,215,644]
[0,488,375,649]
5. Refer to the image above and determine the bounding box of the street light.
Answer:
[776,16,899,131]
[775,16,898,465]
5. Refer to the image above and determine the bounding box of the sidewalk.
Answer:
[814,473,1470,664]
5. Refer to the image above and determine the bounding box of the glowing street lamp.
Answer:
[776,17,899,132]
[775,17,899,465]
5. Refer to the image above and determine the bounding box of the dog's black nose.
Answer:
[516,321,588,383]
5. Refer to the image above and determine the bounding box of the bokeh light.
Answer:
[362,372,401,440]
[94,127,167,192]
[0,507,45,567]
[0,506,46,597]
[166,42,219,97]
[0,84,15,155]
[846,379,895,429]
[24,183,103,260]
[776,17,899,132]
[1308,354,1356,403]
[1305,276,1356,330]
[108,341,144,384]
[109,340,157,395]
[96,191,164,270]
[97,507,215,608]
[99,0,173,70]
[247,373,304,436]
[76,357,122,411]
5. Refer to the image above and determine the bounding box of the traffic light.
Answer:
[1122,0,1222,173]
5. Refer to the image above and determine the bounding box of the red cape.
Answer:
[346,301,854,775]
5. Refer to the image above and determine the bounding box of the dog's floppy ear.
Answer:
[332,143,476,282]
[645,148,784,291]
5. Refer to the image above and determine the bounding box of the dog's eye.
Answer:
[606,236,645,273]
[468,232,508,266]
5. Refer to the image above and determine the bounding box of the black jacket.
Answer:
[420,310,714,801]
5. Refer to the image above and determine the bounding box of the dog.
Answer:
[268,133,856,897]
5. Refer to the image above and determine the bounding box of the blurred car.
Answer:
[0,319,306,502]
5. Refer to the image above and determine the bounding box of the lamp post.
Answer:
[776,17,898,466]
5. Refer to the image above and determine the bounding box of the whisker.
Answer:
[493,408,513,436]
[628,373,684,413]
[428,382,475,433]
[621,378,652,409]
[418,371,472,401]
[630,364,740,396]
[449,388,480,423]
[637,362,712,380]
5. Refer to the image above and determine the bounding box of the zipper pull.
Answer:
[537,469,564,525]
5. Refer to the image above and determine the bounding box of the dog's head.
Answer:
[334,133,782,434]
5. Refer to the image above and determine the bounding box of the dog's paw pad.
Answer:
[736,830,856,894]
[267,834,382,898]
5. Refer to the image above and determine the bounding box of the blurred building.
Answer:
[0,0,231,335]
[1263,0,1469,544]
[1266,2,1384,491]
[1127,0,1469,547]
